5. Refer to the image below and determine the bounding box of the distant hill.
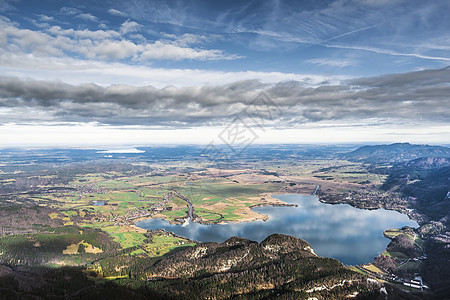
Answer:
[341,143,450,163]
[382,157,450,190]
[400,166,450,220]
[382,157,450,224]
[394,156,450,169]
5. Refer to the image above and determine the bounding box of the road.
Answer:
[312,185,320,196]
[172,189,194,222]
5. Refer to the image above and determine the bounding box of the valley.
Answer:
[0,144,449,299]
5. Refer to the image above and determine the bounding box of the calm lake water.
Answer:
[136,194,417,265]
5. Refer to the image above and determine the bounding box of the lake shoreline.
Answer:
[136,193,417,265]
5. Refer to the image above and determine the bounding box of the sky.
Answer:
[1,0,450,147]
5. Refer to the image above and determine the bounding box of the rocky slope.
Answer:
[136,234,381,299]
[0,234,387,299]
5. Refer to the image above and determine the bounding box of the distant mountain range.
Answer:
[341,142,450,163]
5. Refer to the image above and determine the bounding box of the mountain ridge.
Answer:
[341,142,450,163]
[0,233,389,299]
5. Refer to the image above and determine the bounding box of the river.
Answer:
[136,194,417,265]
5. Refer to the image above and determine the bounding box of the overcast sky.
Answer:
[1,0,450,147]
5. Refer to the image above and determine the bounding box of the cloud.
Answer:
[351,66,450,88]
[129,0,447,64]
[306,58,355,67]
[162,33,218,46]
[0,48,333,88]
[117,0,187,27]
[0,18,241,61]
[140,41,241,61]
[85,40,140,60]
[0,67,449,128]
[120,20,143,35]
[37,14,55,22]
[324,44,450,62]
[47,26,120,40]
[75,13,99,23]
[2,23,64,56]
[335,0,407,8]
[0,0,17,12]
[60,7,81,16]
[416,34,450,52]
[108,8,127,17]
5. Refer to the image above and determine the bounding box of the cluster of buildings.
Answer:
[108,193,174,226]
[71,183,106,195]
[403,274,429,290]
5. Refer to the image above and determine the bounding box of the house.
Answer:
[403,279,422,289]
[403,274,425,290]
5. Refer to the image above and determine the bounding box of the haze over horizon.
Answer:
[1,0,450,146]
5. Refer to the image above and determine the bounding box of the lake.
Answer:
[136,194,418,265]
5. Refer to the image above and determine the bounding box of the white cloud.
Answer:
[140,41,241,61]
[108,8,127,17]
[75,13,99,23]
[60,7,81,16]
[0,49,338,88]
[0,18,241,62]
[37,14,55,22]
[354,0,406,7]
[162,33,216,46]
[306,58,355,67]
[415,34,450,52]
[120,20,142,35]
[87,40,140,60]
[325,44,450,62]
[47,26,120,40]
[3,24,63,56]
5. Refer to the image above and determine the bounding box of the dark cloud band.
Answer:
[1,67,449,127]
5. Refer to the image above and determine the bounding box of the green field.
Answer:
[0,158,392,263]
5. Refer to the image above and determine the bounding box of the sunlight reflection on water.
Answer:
[136,194,417,265]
